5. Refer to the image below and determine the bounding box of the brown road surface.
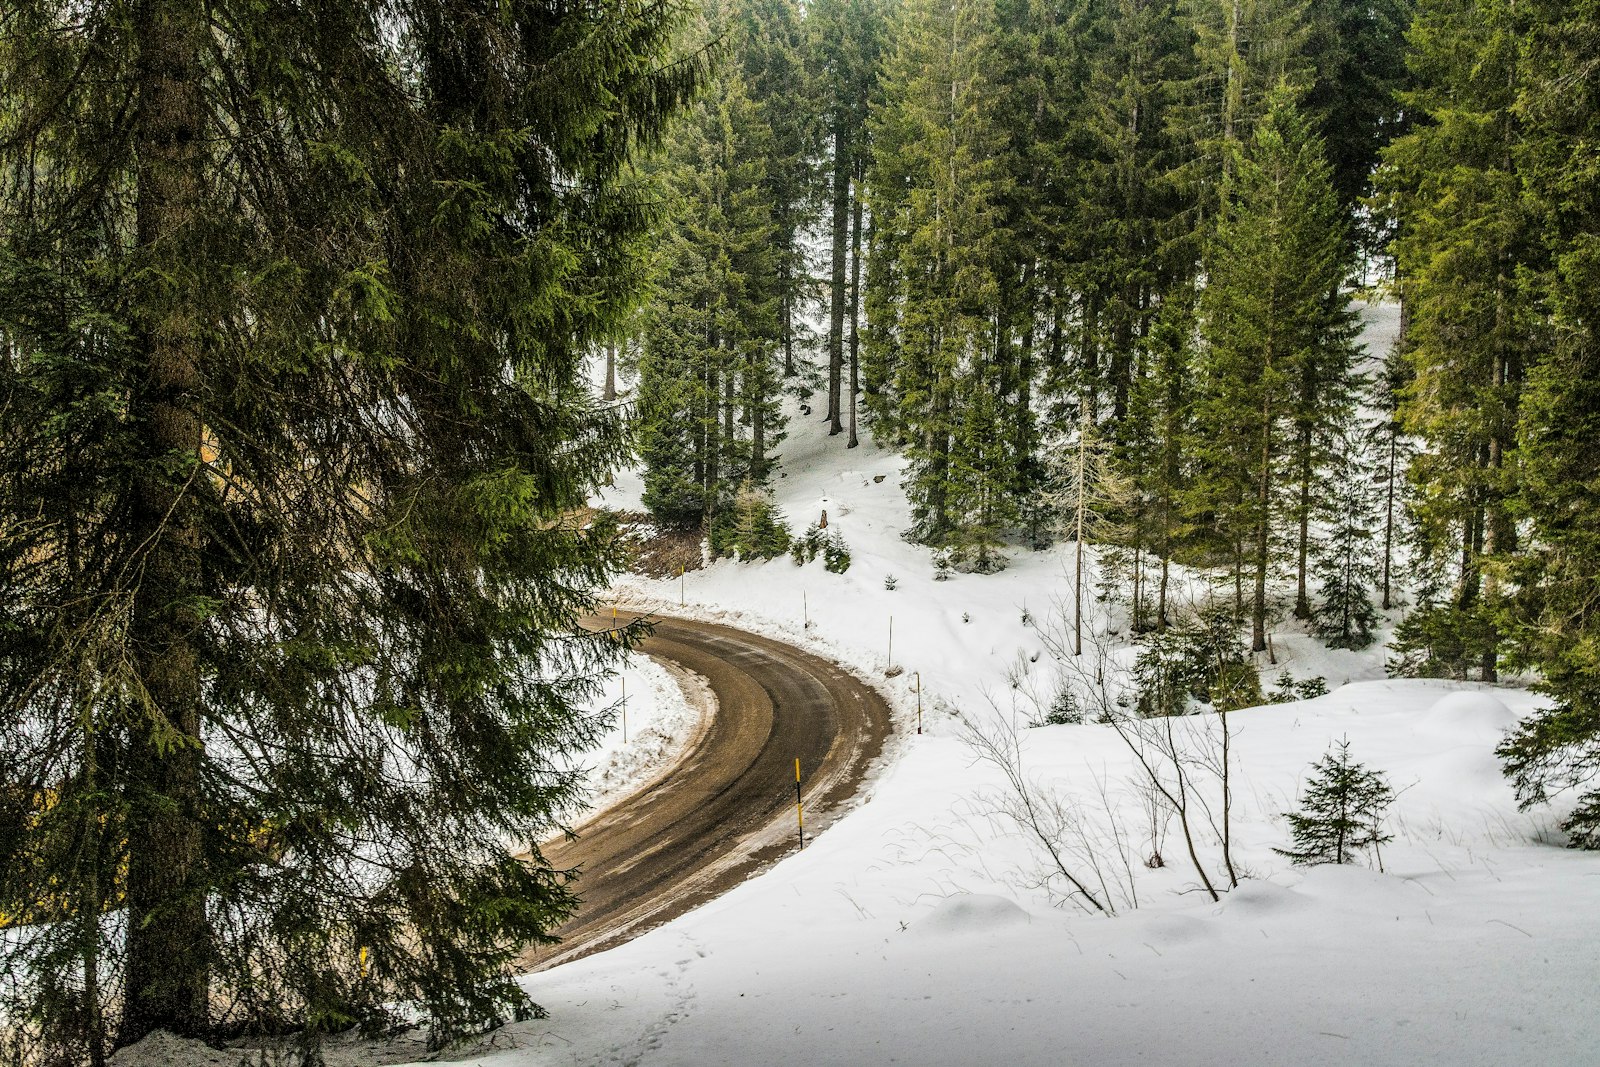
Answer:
[518,614,893,973]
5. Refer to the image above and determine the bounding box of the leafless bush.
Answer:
[1037,602,1242,902]
[960,705,1139,915]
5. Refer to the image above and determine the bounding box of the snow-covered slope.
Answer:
[406,302,1597,1067]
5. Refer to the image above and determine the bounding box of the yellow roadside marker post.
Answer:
[795,758,804,849]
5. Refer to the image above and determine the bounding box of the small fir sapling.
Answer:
[822,528,852,573]
[1275,739,1396,868]
[791,521,826,565]
[1311,428,1381,649]
[711,481,792,560]
[884,574,898,591]
[1032,686,1081,726]
[1269,672,1331,703]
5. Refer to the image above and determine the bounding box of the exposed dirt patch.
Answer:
[609,510,705,578]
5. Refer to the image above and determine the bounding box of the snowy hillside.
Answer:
[400,301,1596,1067]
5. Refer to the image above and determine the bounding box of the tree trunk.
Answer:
[782,263,796,378]
[1293,422,1312,619]
[827,123,848,436]
[119,0,212,1045]
[603,342,617,402]
[1252,392,1272,654]
[1074,400,1087,656]
[1381,428,1397,610]
[752,374,766,481]
[847,167,863,449]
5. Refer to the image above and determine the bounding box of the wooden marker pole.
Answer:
[621,674,627,744]
[887,615,893,671]
[679,565,685,607]
[795,758,804,848]
[915,670,922,735]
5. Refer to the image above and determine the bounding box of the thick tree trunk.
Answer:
[603,342,617,402]
[827,123,848,436]
[847,168,863,449]
[1252,392,1272,654]
[1381,428,1397,609]
[1293,423,1312,619]
[781,263,796,378]
[119,0,212,1046]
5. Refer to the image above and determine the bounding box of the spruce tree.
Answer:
[736,0,817,382]
[1381,0,1535,682]
[1124,286,1199,631]
[1172,0,1315,229]
[1311,426,1381,649]
[1494,0,1600,849]
[638,19,785,533]
[1275,739,1396,866]
[1194,93,1353,652]
[1302,0,1415,231]
[865,0,1015,551]
[0,1,694,1059]
[1077,0,1190,424]
[809,0,888,435]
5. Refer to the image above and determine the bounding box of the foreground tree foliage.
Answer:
[1493,0,1600,849]
[0,1,694,1061]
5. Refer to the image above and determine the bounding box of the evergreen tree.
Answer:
[1124,286,1200,631]
[1381,0,1535,682]
[638,22,786,533]
[1078,0,1190,424]
[1194,94,1354,652]
[1311,426,1381,649]
[1495,0,1600,849]
[0,1,694,1059]
[1171,0,1314,230]
[1302,0,1415,232]
[1275,739,1395,866]
[735,0,817,381]
[1367,341,1416,611]
[809,0,888,435]
[865,0,1016,551]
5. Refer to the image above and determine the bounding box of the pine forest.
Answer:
[2,0,1598,1064]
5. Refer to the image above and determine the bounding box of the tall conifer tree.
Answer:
[1382,0,1533,681]
[638,36,784,530]
[1496,0,1600,848]
[0,0,694,1057]
[1195,94,1354,652]
[866,0,1015,553]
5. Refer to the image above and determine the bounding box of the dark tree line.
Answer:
[637,0,1600,847]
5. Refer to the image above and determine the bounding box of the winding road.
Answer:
[517,615,894,972]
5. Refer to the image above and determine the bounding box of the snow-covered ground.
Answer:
[568,651,708,822]
[388,302,1597,1066]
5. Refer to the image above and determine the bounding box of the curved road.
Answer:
[518,615,894,972]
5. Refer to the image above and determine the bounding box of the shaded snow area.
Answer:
[397,301,1597,1067]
